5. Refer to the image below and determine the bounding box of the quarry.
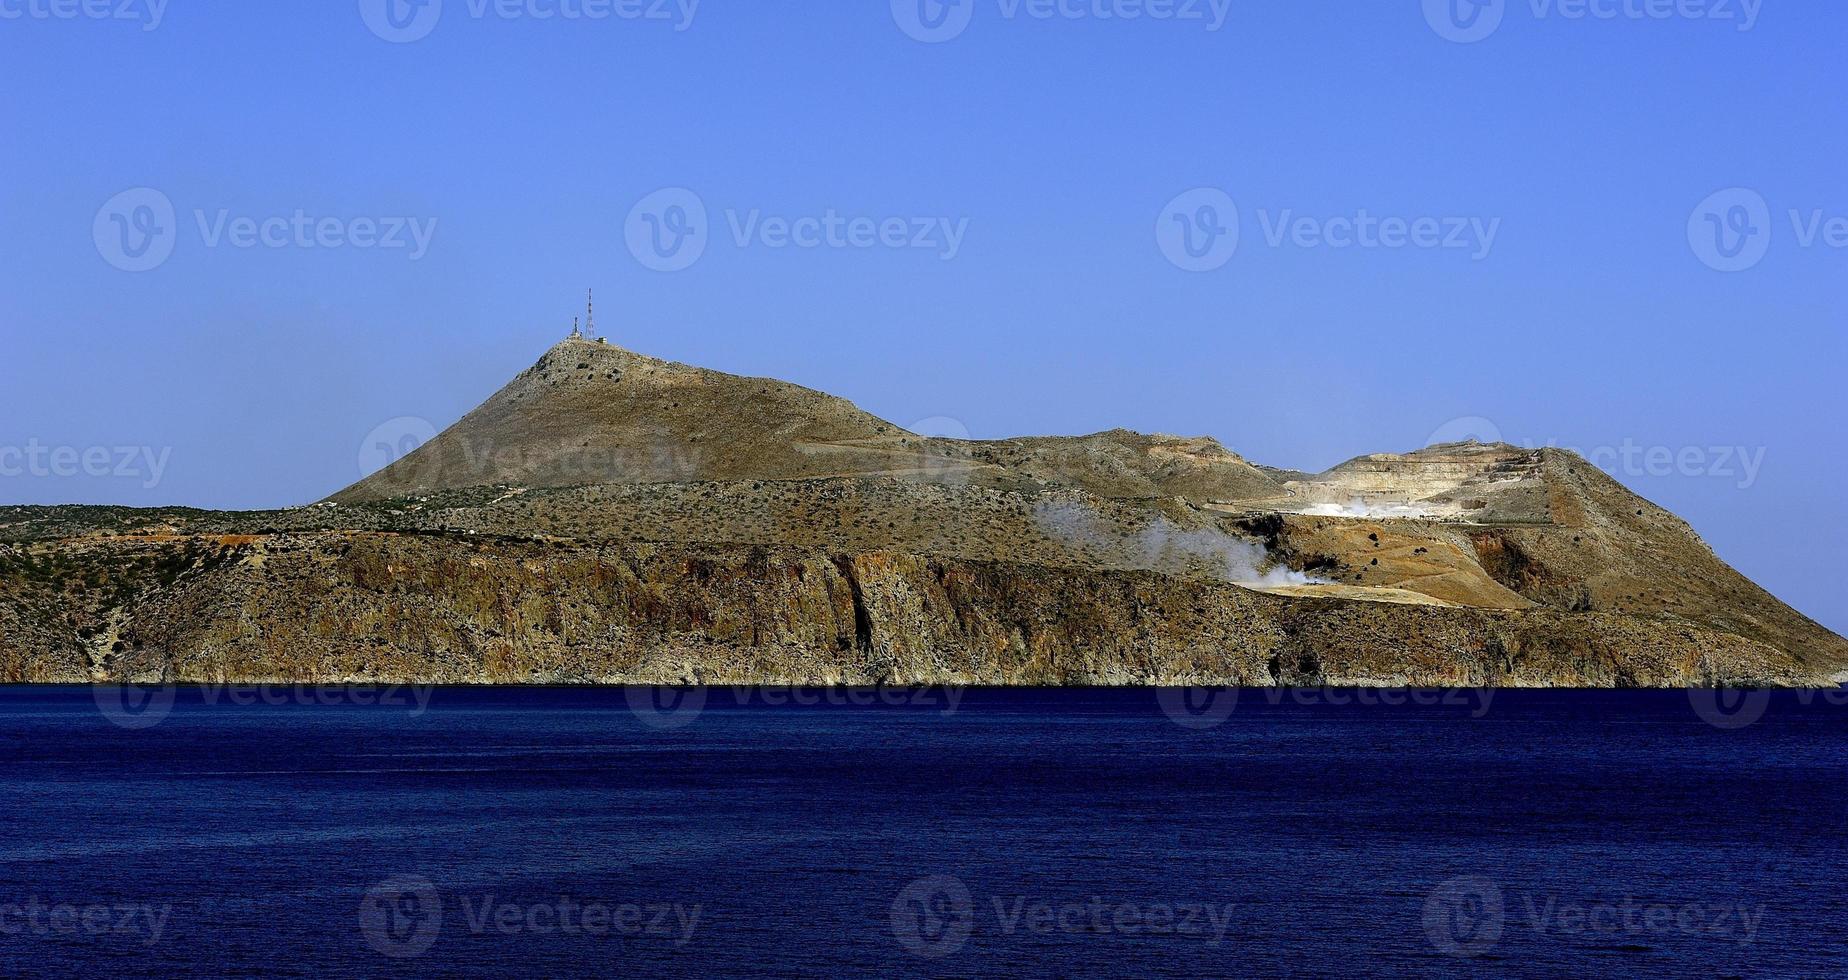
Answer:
[2,331,1843,687]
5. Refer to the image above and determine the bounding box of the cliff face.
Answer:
[4,340,1843,688]
[0,531,1816,687]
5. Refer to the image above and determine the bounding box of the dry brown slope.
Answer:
[11,531,1819,687]
[1221,442,1848,667]
[332,340,916,501]
[1281,441,1551,521]
[331,339,1285,505]
[969,430,1285,503]
[13,336,1844,684]
[1463,449,1848,671]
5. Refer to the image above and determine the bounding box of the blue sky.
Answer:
[2,1,1843,631]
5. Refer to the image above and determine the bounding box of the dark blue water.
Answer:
[1,686,1843,977]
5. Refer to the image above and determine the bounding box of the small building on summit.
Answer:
[568,289,610,343]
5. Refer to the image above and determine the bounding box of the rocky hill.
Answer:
[333,340,1286,504]
[3,339,1842,687]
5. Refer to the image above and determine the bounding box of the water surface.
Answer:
[0,687,1842,977]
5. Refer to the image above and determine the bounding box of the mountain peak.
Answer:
[332,338,905,502]
[330,338,1288,505]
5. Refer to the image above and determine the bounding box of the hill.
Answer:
[3,338,1842,687]
[332,340,1287,505]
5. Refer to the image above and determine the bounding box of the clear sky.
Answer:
[3,1,1843,631]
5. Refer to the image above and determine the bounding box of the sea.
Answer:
[0,686,1842,977]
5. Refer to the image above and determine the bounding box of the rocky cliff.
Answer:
[3,339,1842,687]
[0,532,1809,686]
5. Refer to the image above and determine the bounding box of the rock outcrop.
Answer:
[3,339,1842,687]
[0,533,1810,687]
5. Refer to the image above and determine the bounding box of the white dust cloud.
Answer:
[1032,499,1324,588]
